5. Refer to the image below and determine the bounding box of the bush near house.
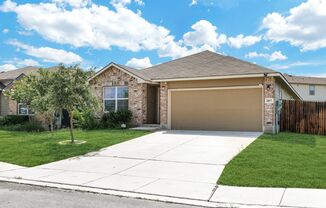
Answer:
[74,109,101,130]
[0,115,44,132]
[0,115,29,126]
[101,109,132,128]
[0,121,45,132]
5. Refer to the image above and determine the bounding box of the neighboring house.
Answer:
[284,74,326,101]
[0,66,58,120]
[89,50,301,133]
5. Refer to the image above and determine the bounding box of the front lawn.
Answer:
[218,133,326,189]
[0,129,148,167]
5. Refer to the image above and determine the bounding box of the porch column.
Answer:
[264,76,276,133]
[160,82,168,129]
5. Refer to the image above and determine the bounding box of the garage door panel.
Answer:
[170,88,262,131]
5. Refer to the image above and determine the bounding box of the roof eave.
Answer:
[270,72,303,100]
[151,73,268,82]
[88,62,154,84]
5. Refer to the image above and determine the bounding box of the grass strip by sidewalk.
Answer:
[0,129,148,167]
[218,132,326,189]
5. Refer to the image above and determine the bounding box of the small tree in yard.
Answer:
[4,69,56,130]
[50,65,98,143]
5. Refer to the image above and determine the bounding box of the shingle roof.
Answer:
[284,74,326,85]
[0,66,58,81]
[140,50,276,80]
[115,64,151,81]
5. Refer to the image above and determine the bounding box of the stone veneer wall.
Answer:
[89,66,147,126]
[263,76,276,133]
[159,82,168,128]
[8,99,17,115]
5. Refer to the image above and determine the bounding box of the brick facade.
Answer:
[8,99,17,115]
[263,76,276,133]
[89,66,147,126]
[159,82,168,128]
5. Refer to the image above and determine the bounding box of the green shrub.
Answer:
[74,109,100,130]
[101,109,132,128]
[115,109,132,125]
[0,122,45,132]
[0,115,29,126]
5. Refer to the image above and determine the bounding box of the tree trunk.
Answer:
[50,119,54,132]
[69,111,75,143]
[48,115,54,132]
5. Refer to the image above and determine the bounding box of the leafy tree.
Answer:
[4,69,56,130]
[50,65,98,143]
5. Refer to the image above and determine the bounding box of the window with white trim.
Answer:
[18,103,34,115]
[309,85,315,96]
[103,86,128,112]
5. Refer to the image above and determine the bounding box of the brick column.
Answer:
[141,83,147,124]
[160,82,168,128]
[264,76,276,133]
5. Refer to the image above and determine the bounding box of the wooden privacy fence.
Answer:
[281,100,326,135]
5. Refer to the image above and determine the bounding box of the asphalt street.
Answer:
[0,181,203,208]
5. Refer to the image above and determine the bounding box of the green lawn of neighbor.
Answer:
[218,132,326,189]
[0,129,148,167]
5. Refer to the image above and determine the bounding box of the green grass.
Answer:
[0,129,148,167]
[218,132,326,189]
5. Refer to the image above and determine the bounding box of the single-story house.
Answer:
[0,66,40,116]
[0,66,67,128]
[284,74,326,101]
[89,50,301,133]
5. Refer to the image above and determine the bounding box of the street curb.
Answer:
[0,177,280,208]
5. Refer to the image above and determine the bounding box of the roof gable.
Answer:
[88,63,150,83]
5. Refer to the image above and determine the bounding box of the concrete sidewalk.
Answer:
[0,131,260,201]
[1,176,325,208]
[0,131,325,207]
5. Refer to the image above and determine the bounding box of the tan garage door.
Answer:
[170,87,263,131]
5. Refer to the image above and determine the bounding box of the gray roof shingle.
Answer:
[0,66,58,81]
[140,50,276,80]
[284,74,326,85]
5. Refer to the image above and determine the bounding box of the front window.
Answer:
[103,86,128,112]
[18,103,34,115]
[309,85,315,96]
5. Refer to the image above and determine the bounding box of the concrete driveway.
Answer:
[0,130,261,201]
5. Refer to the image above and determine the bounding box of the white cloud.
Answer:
[134,0,144,6]
[18,59,40,67]
[0,0,16,12]
[183,20,227,49]
[8,40,82,64]
[190,0,197,6]
[269,51,288,61]
[2,1,257,60]
[53,0,91,8]
[2,28,9,33]
[270,61,324,70]
[1,0,175,53]
[228,34,261,48]
[246,51,287,61]
[262,0,326,51]
[0,64,17,72]
[110,0,131,7]
[126,57,152,69]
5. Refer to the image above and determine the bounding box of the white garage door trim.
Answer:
[167,84,264,130]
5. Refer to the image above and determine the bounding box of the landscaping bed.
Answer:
[0,129,148,167]
[218,132,326,189]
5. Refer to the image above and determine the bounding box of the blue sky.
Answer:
[1,0,326,76]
